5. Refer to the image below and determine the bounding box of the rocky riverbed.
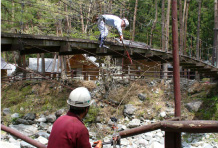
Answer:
[1,108,218,148]
[1,78,218,148]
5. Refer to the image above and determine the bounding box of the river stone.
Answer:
[138,93,147,101]
[35,131,50,139]
[3,108,11,116]
[185,101,203,112]
[24,113,36,121]
[46,115,56,123]
[0,141,20,148]
[36,136,48,145]
[149,141,164,148]
[38,122,50,130]
[128,119,140,128]
[123,104,136,117]
[55,109,65,118]
[137,138,148,146]
[11,113,19,119]
[9,124,38,137]
[160,111,166,118]
[202,143,214,148]
[47,125,53,133]
[36,117,46,123]
[15,118,30,125]
[20,141,35,148]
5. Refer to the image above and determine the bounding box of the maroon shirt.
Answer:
[47,111,91,148]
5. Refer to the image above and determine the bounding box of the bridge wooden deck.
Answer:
[1,33,218,79]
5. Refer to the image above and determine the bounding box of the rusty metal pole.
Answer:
[165,0,182,147]
[1,124,47,148]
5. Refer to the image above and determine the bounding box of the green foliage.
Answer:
[195,96,218,120]
[1,81,70,118]
[1,0,216,60]
[84,106,100,124]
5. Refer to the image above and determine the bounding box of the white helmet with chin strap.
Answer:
[67,87,93,107]
[123,18,129,28]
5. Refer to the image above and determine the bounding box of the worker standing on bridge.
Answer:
[47,87,103,148]
[92,14,129,48]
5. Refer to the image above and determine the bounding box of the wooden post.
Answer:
[41,53,45,77]
[22,55,26,80]
[37,54,40,72]
[51,53,57,78]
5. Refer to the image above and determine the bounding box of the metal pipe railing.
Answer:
[119,120,218,139]
[1,124,47,148]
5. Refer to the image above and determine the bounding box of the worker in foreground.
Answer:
[92,14,129,48]
[47,87,102,148]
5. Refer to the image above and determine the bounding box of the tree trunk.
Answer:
[84,0,92,33]
[80,4,85,33]
[179,0,183,54]
[109,0,112,14]
[165,0,171,51]
[213,0,218,67]
[132,0,138,41]
[64,3,70,34]
[183,0,190,55]
[150,0,158,46]
[120,8,123,18]
[12,0,15,25]
[97,0,102,14]
[161,0,166,51]
[56,21,63,37]
[196,0,202,60]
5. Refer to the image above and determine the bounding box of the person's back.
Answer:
[101,14,122,29]
[47,111,91,148]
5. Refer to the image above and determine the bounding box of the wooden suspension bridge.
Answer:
[1,32,218,79]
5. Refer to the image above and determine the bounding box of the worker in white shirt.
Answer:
[92,14,129,48]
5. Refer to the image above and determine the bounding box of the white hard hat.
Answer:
[123,18,129,28]
[67,87,93,107]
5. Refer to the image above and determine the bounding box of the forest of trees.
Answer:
[1,0,217,64]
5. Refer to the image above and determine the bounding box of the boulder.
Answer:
[137,138,148,146]
[24,113,36,121]
[3,108,11,116]
[128,119,140,128]
[11,113,19,119]
[160,112,166,118]
[138,93,148,101]
[15,118,30,125]
[36,136,48,145]
[20,141,35,148]
[149,141,164,148]
[36,117,47,123]
[9,124,38,137]
[185,101,203,112]
[46,115,56,123]
[0,141,20,148]
[55,109,65,118]
[35,131,50,139]
[123,104,136,117]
